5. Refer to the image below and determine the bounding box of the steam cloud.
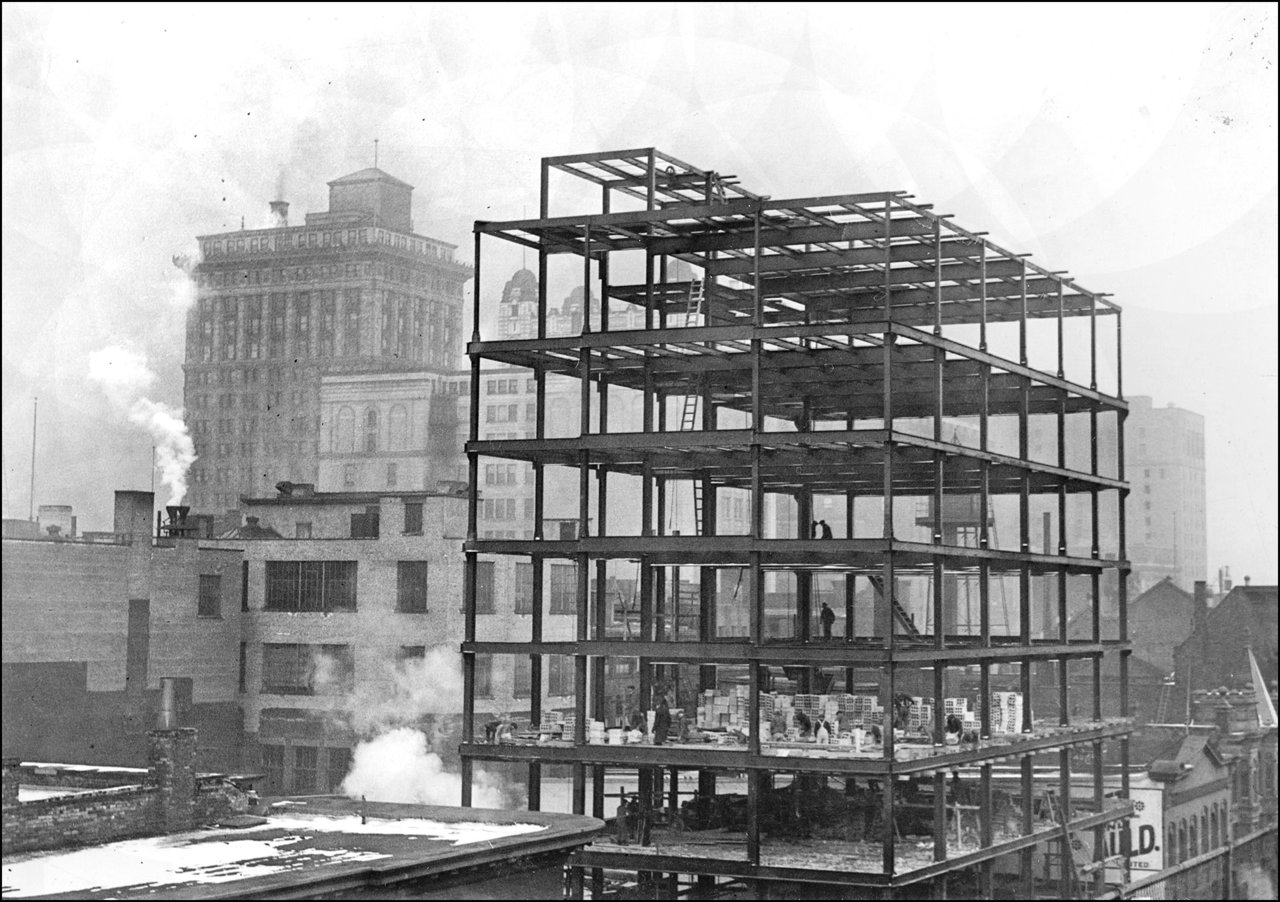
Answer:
[87,346,197,506]
[314,646,509,809]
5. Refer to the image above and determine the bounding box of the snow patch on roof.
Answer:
[0,814,546,898]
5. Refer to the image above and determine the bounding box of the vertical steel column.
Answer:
[1020,755,1034,898]
[1017,263,1033,735]
[933,224,945,646]
[980,762,994,898]
[1059,747,1072,899]
[571,223,592,817]
[593,190,610,823]
[934,769,947,862]
[1092,739,1106,896]
[462,227,483,808]
[528,229,548,812]
[747,209,763,883]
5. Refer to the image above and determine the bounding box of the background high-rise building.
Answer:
[1126,396,1207,592]
[183,168,471,515]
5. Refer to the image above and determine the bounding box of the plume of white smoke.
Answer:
[169,240,203,311]
[87,346,197,506]
[341,728,506,808]
[314,645,511,808]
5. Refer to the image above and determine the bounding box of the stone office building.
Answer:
[183,167,471,516]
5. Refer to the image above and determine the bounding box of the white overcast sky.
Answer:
[2,2,1276,581]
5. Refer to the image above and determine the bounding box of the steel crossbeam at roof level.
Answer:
[461,640,1126,667]
[463,536,1123,573]
[459,721,1132,778]
[544,147,765,206]
[475,191,1116,314]
[469,431,1123,495]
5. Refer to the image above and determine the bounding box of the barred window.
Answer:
[261,745,285,793]
[265,561,357,612]
[475,654,493,698]
[261,643,353,695]
[549,563,576,614]
[397,561,429,613]
[514,562,534,614]
[293,746,317,794]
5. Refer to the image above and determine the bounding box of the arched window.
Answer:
[1168,825,1179,865]
[1210,806,1219,848]
[335,407,355,453]
[1178,820,1187,864]
[364,408,379,453]
[1189,819,1197,858]
[388,404,408,451]
[1201,811,1208,853]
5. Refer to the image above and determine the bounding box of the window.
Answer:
[241,561,249,612]
[350,506,379,538]
[404,502,423,534]
[515,562,534,614]
[264,561,358,612]
[386,462,397,487]
[549,656,573,696]
[238,641,247,693]
[397,562,429,613]
[475,654,493,698]
[513,656,532,698]
[261,746,285,794]
[364,408,379,452]
[326,747,351,793]
[293,746,318,794]
[335,406,355,453]
[474,561,495,614]
[198,574,222,618]
[295,522,312,539]
[262,643,354,695]
[343,464,358,487]
[398,645,426,663]
[549,563,576,614]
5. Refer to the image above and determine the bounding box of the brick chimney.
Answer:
[148,728,197,833]
[2,757,20,806]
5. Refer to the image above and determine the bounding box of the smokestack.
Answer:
[269,200,289,227]
[157,677,177,729]
[1244,575,1251,586]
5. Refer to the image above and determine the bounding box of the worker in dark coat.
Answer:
[652,691,672,745]
[820,602,836,639]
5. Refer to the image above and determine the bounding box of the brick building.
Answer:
[183,167,471,515]
[1,491,244,771]
[1125,396,1207,593]
[210,484,576,795]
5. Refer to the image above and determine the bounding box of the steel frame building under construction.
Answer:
[461,147,1132,899]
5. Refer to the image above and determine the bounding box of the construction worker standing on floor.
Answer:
[652,687,672,745]
[820,602,836,639]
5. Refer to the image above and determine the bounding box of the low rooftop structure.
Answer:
[1,797,602,899]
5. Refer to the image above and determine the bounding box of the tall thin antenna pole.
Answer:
[374,139,379,168]
[29,397,38,520]
[152,445,157,495]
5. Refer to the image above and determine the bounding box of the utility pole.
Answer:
[29,397,37,520]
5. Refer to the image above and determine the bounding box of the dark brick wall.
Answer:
[1,785,159,855]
